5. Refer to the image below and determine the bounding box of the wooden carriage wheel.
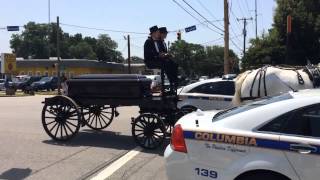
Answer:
[81,105,114,130]
[42,96,81,141]
[132,113,166,149]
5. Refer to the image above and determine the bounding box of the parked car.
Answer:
[222,73,237,80]
[178,78,235,112]
[0,79,5,91]
[0,78,14,91]
[146,75,162,92]
[165,89,320,180]
[199,76,209,81]
[13,76,43,91]
[30,77,58,91]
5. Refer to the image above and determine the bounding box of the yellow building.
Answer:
[15,59,148,78]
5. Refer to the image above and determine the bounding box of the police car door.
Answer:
[188,82,234,110]
[279,105,320,180]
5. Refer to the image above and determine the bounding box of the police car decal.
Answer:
[179,95,232,101]
[184,130,320,155]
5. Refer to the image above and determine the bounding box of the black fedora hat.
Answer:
[159,27,168,34]
[149,25,159,34]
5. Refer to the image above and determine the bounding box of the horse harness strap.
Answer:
[296,70,305,85]
[276,66,305,85]
[242,65,311,102]
[249,66,269,98]
[304,64,320,88]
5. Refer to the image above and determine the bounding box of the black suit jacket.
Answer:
[144,37,162,68]
[158,40,168,53]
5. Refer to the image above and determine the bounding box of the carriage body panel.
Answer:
[67,74,152,101]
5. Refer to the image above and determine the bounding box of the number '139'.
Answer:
[195,168,217,178]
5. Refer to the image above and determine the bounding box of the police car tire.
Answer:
[238,171,289,180]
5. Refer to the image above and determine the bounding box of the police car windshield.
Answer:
[212,93,293,121]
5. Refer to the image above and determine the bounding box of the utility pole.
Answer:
[127,35,131,74]
[224,0,230,75]
[286,15,292,64]
[255,0,258,38]
[238,17,253,57]
[56,16,61,95]
[48,0,51,58]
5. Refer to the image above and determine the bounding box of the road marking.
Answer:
[90,147,142,180]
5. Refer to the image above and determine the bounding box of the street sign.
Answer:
[1,53,17,74]
[185,25,197,33]
[7,26,19,31]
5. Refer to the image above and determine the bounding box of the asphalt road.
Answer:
[0,95,168,180]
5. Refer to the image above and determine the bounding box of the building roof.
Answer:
[16,59,127,70]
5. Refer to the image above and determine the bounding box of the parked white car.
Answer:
[165,89,320,180]
[178,78,235,111]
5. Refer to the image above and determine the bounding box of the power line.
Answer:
[228,2,244,44]
[60,23,148,35]
[172,0,223,35]
[202,34,242,45]
[196,0,223,26]
[131,43,143,49]
[229,3,243,30]
[120,44,128,53]
[245,0,251,14]
[169,19,224,33]
[230,26,242,43]
[181,0,224,32]
[202,37,224,45]
[195,0,226,39]
[235,0,245,17]
[230,38,242,51]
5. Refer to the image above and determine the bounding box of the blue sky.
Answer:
[0,0,276,58]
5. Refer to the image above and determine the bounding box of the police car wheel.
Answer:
[237,171,289,180]
[132,113,166,149]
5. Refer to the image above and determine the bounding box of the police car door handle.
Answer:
[289,144,317,154]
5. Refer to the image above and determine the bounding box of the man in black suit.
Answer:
[158,27,179,90]
[144,25,162,69]
[144,26,179,94]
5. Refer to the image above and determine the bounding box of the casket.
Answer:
[67,74,152,99]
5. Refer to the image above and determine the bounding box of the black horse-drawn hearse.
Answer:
[41,74,187,149]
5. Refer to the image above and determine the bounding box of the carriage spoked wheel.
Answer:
[81,105,114,130]
[132,113,166,149]
[42,96,81,141]
[163,109,189,136]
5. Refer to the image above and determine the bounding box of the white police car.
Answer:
[178,78,235,111]
[165,89,320,180]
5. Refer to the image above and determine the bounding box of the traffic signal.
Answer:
[177,31,181,40]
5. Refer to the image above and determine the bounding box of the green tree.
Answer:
[10,22,50,59]
[69,42,96,59]
[242,32,286,69]
[170,40,205,77]
[201,46,239,76]
[243,0,320,68]
[170,40,239,77]
[10,22,125,61]
[125,56,144,64]
[96,34,121,62]
[273,0,320,65]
